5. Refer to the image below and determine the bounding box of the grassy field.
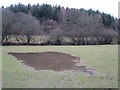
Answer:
[0,46,2,89]
[2,45,118,88]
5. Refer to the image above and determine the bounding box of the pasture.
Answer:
[2,45,118,88]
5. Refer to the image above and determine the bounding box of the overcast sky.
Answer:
[1,0,119,18]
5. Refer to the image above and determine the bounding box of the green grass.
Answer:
[2,45,118,88]
[0,46,2,89]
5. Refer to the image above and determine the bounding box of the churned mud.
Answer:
[8,52,95,74]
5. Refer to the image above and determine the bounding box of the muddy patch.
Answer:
[8,52,95,74]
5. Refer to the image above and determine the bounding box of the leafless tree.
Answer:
[2,9,15,43]
[10,12,41,44]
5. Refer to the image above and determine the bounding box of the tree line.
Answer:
[1,3,119,45]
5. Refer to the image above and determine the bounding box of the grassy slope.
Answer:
[2,45,118,88]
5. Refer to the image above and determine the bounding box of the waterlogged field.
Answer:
[2,45,118,88]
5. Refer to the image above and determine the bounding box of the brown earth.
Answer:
[8,52,95,74]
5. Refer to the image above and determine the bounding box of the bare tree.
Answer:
[2,9,15,43]
[10,12,41,44]
[49,27,64,45]
[99,29,118,44]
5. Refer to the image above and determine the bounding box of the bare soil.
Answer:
[8,52,95,74]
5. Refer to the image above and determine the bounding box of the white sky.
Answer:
[1,0,119,18]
